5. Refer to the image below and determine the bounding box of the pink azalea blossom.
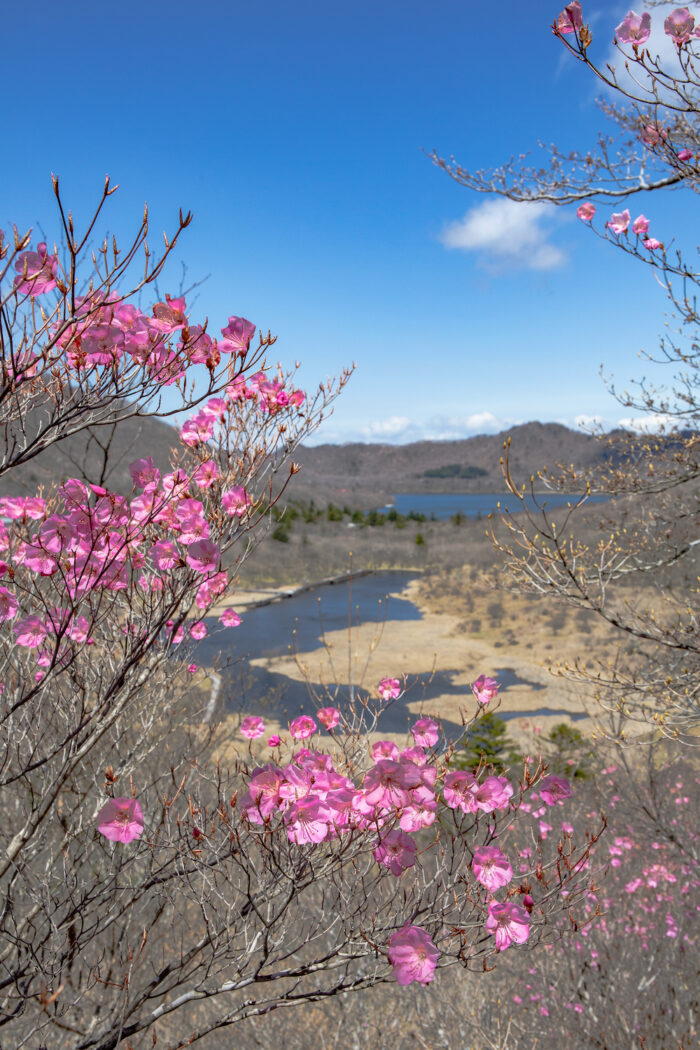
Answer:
[129,457,160,489]
[221,486,252,517]
[241,716,266,739]
[387,925,438,986]
[632,214,650,235]
[615,10,651,45]
[363,759,422,810]
[644,237,663,250]
[472,846,514,892]
[14,242,59,296]
[485,899,530,950]
[472,775,514,814]
[664,7,695,45]
[576,202,596,222]
[377,676,401,701]
[267,735,282,747]
[289,715,317,739]
[0,587,19,621]
[284,795,332,844]
[193,459,219,488]
[443,770,478,812]
[220,608,242,627]
[374,829,417,876]
[371,739,400,762]
[411,716,439,748]
[186,539,220,574]
[538,774,573,806]
[14,615,47,648]
[189,621,207,640]
[220,316,256,353]
[641,123,666,147]
[555,1,583,34]
[677,148,694,161]
[606,209,631,235]
[150,540,181,571]
[96,797,144,843]
[187,663,197,673]
[317,706,340,730]
[472,674,499,704]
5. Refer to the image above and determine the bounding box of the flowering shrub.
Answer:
[0,185,598,1047]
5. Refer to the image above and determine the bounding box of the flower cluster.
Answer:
[239,697,577,983]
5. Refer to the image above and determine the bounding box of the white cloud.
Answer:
[574,413,603,431]
[439,199,567,271]
[617,412,678,433]
[361,416,417,441]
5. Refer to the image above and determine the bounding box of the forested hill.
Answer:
[0,418,649,503]
[290,422,610,502]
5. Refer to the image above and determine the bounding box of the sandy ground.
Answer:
[211,573,611,759]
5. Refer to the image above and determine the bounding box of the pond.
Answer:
[382,492,609,521]
[191,573,576,737]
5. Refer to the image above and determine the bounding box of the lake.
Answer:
[382,492,609,521]
[192,571,578,737]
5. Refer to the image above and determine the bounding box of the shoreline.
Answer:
[209,567,420,615]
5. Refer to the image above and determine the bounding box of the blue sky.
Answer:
[2,0,693,443]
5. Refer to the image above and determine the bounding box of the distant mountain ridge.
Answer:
[0,418,649,503]
[290,422,609,500]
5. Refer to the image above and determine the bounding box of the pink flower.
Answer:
[377,676,401,701]
[371,740,400,762]
[317,706,340,730]
[443,770,477,812]
[150,540,181,572]
[576,202,596,222]
[677,148,694,162]
[374,829,417,876]
[220,608,242,627]
[472,846,514,892]
[220,316,256,353]
[555,1,583,34]
[193,459,219,488]
[606,209,631,235]
[664,7,695,45]
[186,539,220,574]
[14,242,59,296]
[267,735,282,748]
[472,674,499,704]
[189,621,207,640]
[485,900,530,950]
[284,795,332,844]
[129,457,160,489]
[221,486,252,517]
[289,715,317,740]
[187,663,197,673]
[641,123,666,147]
[14,615,47,648]
[615,10,651,45]
[241,716,266,739]
[632,214,650,235]
[538,774,573,806]
[472,775,514,813]
[644,237,663,250]
[387,925,438,986]
[97,797,144,843]
[411,716,439,748]
[0,587,18,621]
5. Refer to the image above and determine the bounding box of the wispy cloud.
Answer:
[617,412,678,433]
[439,199,567,271]
[307,411,522,445]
